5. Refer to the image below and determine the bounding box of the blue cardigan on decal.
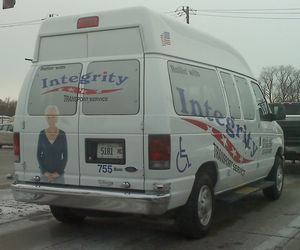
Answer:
[37,129,68,175]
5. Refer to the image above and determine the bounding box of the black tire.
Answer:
[176,173,214,239]
[50,205,86,224]
[263,155,284,200]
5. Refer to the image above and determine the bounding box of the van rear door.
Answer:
[78,28,145,190]
[23,62,83,185]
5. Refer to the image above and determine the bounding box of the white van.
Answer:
[12,7,285,238]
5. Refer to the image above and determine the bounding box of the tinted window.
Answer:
[283,103,300,115]
[220,72,241,119]
[251,82,269,118]
[234,76,255,120]
[7,125,13,132]
[39,34,87,61]
[169,61,226,117]
[82,60,140,115]
[28,64,82,115]
[88,28,143,57]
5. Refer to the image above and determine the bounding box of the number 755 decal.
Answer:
[98,164,113,174]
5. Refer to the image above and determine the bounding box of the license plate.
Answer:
[97,143,124,159]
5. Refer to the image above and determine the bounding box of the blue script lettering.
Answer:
[41,71,129,89]
[176,87,258,157]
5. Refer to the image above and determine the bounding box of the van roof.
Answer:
[37,6,253,77]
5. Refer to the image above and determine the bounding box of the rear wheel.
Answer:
[50,205,86,224]
[176,173,214,239]
[263,155,284,200]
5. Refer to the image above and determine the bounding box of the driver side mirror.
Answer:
[268,103,286,120]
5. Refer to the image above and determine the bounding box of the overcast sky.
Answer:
[1,0,300,100]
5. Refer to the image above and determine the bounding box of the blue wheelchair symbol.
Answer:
[176,136,192,173]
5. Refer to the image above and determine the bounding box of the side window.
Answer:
[251,81,270,119]
[220,72,241,119]
[234,76,255,120]
[169,61,226,118]
[82,60,140,115]
[28,64,82,115]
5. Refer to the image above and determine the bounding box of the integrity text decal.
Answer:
[178,88,258,158]
[41,71,128,95]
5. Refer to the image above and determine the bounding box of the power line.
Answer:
[0,14,57,29]
[195,12,300,20]
[196,10,300,15]
[0,19,44,28]
[195,7,300,12]
[168,6,300,23]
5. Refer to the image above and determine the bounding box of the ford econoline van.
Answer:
[12,7,285,238]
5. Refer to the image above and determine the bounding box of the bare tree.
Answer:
[259,65,299,103]
[259,66,277,103]
[0,98,17,117]
[293,69,300,102]
[276,65,295,102]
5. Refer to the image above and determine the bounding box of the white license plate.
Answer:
[97,143,124,159]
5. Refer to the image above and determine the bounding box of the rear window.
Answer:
[38,28,143,61]
[28,63,82,115]
[82,60,140,115]
[283,103,300,115]
[168,61,226,118]
[39,34,87,61]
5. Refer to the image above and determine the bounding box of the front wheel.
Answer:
[176,173,214,239]
[50,205,86,224]
[263,155,284,200]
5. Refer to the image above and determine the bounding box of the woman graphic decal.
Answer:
[37,105,68,183]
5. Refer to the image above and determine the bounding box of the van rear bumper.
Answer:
[11,183,171,215]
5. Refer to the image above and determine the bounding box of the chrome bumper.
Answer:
[12,183,171,215]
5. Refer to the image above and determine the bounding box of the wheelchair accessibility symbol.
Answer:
[176,136,192,173]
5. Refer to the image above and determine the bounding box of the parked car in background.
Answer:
[0,115,12,124]
[270,102,300,162]
[0,123,13,148]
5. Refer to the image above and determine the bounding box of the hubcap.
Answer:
[197,185,212,226]
[276,163,283,191]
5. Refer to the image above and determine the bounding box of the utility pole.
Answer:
[173,6,196,24]
[182,6,190,24]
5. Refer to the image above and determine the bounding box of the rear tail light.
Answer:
[13,132,20,163]
[149,134,170,170]
[77,16,99,29]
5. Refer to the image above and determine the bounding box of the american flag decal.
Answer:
[160,32,171,46]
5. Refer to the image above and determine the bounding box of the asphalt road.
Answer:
[1,148,300,249]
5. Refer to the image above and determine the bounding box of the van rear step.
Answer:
[217,180,274,203]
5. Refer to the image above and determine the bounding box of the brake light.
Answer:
[13,132,20,163]
[77,16,99,29]
[149,135,170,170]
